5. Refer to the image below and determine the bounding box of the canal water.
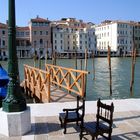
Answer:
[1,57,140,101]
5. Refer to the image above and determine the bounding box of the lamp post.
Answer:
[2,0,26,112]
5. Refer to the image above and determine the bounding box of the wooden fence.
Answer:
[24,64,88,103]
[24,65,50,102]
[46,64,88,97]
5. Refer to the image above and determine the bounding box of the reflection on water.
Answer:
[1,57,140,100]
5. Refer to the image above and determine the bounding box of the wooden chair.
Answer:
[80,98,114,140]
[59,96,85,134]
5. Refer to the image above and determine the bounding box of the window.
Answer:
[61,45,63,50]
[46,31,48,35]
[55,34,57,38]
[61,40,63,44]
[60,34,62,38]
[55,45,57,50]
[34,31,37,35]
[55,40,57,43]
[2,30,5,35]
[125,40,127,44]
[40,39,43,44]
[34,41,37,46]
[26,32,29,36]
[40,31,43,35]
[3,51,6,56]
[2,40,5,46]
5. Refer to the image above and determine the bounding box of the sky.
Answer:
[0,0,140,26]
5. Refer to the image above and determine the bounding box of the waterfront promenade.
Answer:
[0,98,140,140]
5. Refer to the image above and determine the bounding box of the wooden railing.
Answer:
[24,65,50,102]
[46,64,88,97]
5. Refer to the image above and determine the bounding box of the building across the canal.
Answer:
[95,20,140,56]
[0,17,140,59]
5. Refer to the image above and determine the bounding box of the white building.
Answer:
[52,18,96,58]
[95,20,140,56]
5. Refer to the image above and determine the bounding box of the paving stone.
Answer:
[34,134,48,140]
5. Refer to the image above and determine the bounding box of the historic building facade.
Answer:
[28,16,52,59]
[1,18,140,60]
[95,20,140,56]
[52,18,96,58]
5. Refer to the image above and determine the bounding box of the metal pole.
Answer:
[2,0,26,112]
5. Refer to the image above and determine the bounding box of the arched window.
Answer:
[40,39,43,44]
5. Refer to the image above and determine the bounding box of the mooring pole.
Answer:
[2,0,26,112]
[84,47,88,71]
[92,50,95,80]
[130,27,136,95]
[108,46,112,96]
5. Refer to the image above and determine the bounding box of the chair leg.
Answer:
[76,121,79,126]
[63,121,67,134]
[92,136,95,140]
[79,125,83,140]
[108,133,112,140]
[59,117,63,128]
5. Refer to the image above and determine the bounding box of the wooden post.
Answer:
[108,46,112,96]
[45,42,48,65]
[84,48,88,71]
[33,50,37,67]
[80,59,82,70]
[92,50,95,80]
[130,45,136,95]
[52,51,56,65]
[68,72,71,94]
[47,73,51,102]
[38,57,41,69]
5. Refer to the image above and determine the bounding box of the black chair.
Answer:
[59,96,85,134]
[80,98,114,140]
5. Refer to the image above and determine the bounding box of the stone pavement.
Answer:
[0,99,140,140]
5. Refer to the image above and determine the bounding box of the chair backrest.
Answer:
[96,98,114,128]
[77,96,85,117]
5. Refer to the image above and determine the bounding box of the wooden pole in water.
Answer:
[107,46,112,96]
[92,50,95,80]
[52,50,56,65]
[80,59,82,70]
[45,43,48,66]
[33,50,37,67]
[84,47,88,71]
[130,27,136,94]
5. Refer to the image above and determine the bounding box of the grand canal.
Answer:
[1,57,140,100]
